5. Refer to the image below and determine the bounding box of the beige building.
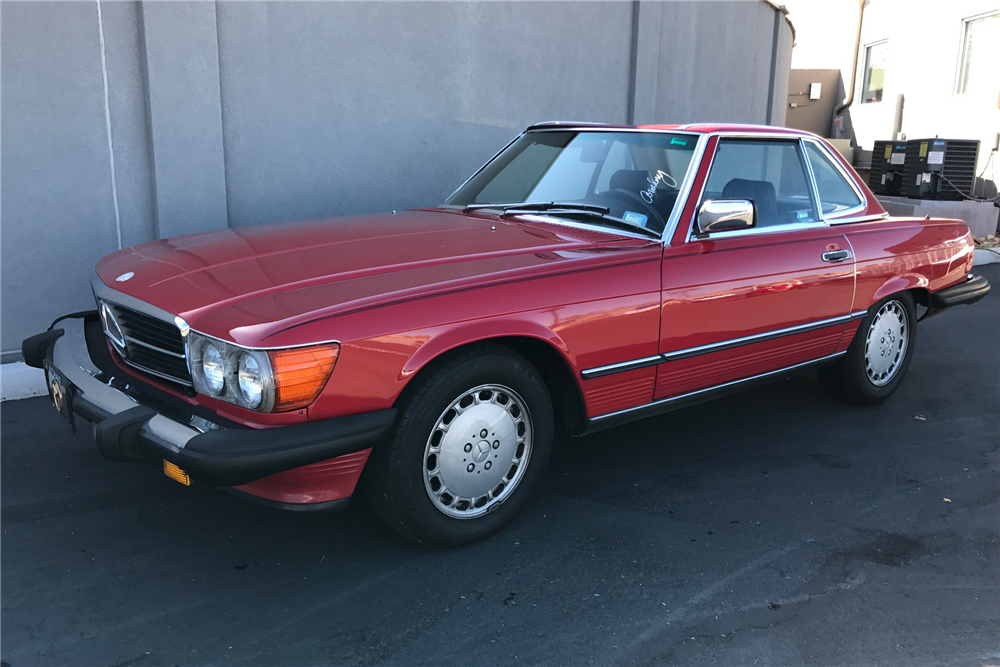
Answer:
[783,0,999,197]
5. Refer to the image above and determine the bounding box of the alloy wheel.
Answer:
[422,383,532,519]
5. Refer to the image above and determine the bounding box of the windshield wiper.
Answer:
[463,201,611,214]
[463,201,659,238]
[498,203,660,239]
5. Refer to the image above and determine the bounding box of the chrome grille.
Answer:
[107,304,191,386]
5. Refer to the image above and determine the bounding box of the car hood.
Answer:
[95,208,655,346]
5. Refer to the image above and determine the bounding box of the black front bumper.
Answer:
[22,315,395,488]
[930,274,991,309]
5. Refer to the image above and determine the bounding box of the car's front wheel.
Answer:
[818,292,917,405]
[364,343,553,547]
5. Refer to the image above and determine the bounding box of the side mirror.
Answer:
[696,199,756,236]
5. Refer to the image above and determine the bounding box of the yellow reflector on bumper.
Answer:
[163,460,191,486]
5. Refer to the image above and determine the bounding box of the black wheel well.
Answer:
[492,336,587,432]
[909,287,931,308]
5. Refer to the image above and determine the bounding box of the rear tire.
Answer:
[364,343,553,547]
[818,292,917,405]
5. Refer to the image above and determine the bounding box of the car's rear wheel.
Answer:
[364,343,553,547]
[818,292,917,405]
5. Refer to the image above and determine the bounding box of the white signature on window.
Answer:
[640,170,678,204]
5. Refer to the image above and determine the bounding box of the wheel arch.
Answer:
[870,274,930,306]
[396,327,587,433]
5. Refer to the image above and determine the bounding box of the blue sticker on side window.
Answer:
[623,211,648,226]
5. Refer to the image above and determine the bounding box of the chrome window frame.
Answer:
[445,126,708,243]
[445,132,526,202]
[683,132,830,243]
[801,138,868,220]
[445,126,886,248]
[502,127,708,243]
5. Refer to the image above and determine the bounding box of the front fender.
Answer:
[401,317,572,379]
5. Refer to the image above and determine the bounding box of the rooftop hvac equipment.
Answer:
[901,138,980,200]
[869,140,908,195]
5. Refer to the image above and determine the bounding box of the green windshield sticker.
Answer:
[670,137,687,146]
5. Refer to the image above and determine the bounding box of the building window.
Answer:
[861,41,888,103]
[956,12,999,95]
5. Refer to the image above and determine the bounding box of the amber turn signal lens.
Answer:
[163,460,191,486]
[269,344,340,412]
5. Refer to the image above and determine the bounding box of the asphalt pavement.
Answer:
[3,264,997,667]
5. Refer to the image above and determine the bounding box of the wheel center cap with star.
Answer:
[472,440,491,463]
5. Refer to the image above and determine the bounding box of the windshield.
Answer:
[447,130,699,234]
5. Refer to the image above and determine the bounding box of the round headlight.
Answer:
[201,343,225,395]
[238,352,263,408]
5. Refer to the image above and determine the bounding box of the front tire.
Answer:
[364,343,554,547]
[818,292,917,405]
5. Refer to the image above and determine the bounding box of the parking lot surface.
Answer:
[2,265,997,667]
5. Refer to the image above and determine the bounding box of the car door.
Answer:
[654,136,858,401]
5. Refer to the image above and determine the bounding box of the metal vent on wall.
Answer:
[940,140,979,200]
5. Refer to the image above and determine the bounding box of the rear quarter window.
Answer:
[805,142,863,215]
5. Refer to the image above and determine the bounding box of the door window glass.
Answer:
[804,142,863,215]
[703,140,818,229]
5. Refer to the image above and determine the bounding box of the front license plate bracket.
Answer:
[44,362,76,433]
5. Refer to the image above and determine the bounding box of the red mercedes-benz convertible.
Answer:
[24,123,990,545]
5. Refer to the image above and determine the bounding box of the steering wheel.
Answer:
[600,188,667,231]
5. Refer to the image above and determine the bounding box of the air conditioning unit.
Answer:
[901,138,980,200]
[869,140,908,195]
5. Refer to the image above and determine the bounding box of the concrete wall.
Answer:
[214,1,636,224]
[633,1,792,126]
[1,0,793,359]
[1,1,153,356]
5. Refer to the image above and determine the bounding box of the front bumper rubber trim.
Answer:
[930,275,991,308]
[22,329,65,369]
[164,408,397,487]
[95,406,158,463]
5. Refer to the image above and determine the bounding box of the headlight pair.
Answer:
[188,333,338,413]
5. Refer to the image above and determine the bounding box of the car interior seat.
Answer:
[721,178,777,227]
[607,169,679,229]
[609,169,652,194]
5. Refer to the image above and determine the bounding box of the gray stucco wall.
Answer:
[215,1,635,224]
[0,0,792,358]
[2,2,132,350]
[634,1,791,126]
[785,69,845,138]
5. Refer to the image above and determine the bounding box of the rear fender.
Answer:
[871,274,929,306]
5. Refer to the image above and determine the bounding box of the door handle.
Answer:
[822,249,852,262]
